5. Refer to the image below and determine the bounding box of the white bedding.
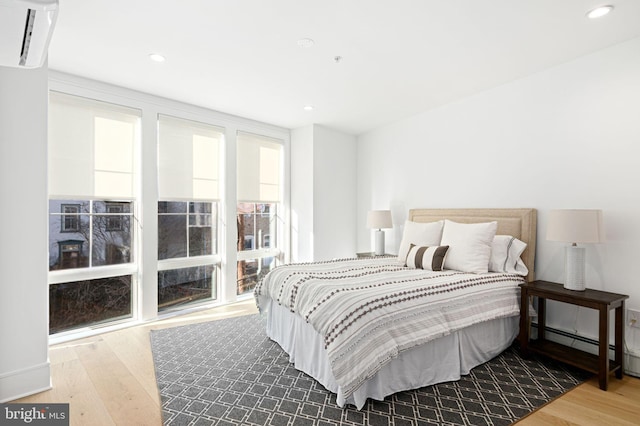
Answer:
[255,257,523,409]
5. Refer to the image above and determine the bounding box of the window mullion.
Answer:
[48,263,137,284]
[89,200,94,268]
[185,203,189,257]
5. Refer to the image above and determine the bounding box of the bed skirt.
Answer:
[259,296,519,409]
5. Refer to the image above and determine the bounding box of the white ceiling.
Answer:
[48,0,640,135]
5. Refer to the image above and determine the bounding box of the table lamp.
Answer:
[367,210,392,255]
[546,209,604,291]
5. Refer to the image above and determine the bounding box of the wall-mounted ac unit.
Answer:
[0,0,58,69]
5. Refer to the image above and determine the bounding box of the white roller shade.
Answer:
[237,132,282,203]
[49,92,140,199]
[158,115,223,201]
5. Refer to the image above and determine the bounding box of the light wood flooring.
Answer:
[13,300,640,425]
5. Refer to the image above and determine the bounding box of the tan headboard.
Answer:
[408,208,537,281]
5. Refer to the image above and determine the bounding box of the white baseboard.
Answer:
[0,362,51,403]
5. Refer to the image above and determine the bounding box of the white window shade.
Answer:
[237,132,282,203]
[158,115,223,201]
[49,92,140,199]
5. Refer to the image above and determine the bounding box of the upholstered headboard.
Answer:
[408,208,537,281]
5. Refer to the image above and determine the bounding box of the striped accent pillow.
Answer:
[405,244,449,271]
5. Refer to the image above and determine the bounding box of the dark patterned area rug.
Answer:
[150,314,590,426]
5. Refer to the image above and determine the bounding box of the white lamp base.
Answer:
[564,246,586,291]
[374,230,385,255]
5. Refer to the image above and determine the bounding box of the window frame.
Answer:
[48,90,142,336]
[156,206,221,312]
[236,203,282,262]
[49,200,138,284]
[157,200,222,272]
[49,199,135,270]
[48,198,139,336]
[235,131,285,296]
[155,114,225,311]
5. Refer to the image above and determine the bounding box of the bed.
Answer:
[255,208,537,409]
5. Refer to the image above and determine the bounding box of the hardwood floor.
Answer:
[516,375,640,426]
[13,300,640,425]
[14,300,259,426]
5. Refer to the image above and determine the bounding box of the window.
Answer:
[157,115,223,311]
[49,200,133,270]
[236,132,283,295]
[158,201,217,260]
[92,201,132,267]
[158,265,216,310]
[49,275,132,334]
[48,92,140,334]
[188,202,214,257]
[243,235,255,250]
[105,202,125,231]
[237,203,277,252]
[61,204,80,232]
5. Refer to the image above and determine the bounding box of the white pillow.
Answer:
[397,220,444,264]
[440,220,498,274]
[489,235,529,276]
[405,244,449,271]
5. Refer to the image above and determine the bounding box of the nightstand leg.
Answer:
[519,289,529,357]
[615,302,624,379]
[598,306,610,391]
[538,298,546,341]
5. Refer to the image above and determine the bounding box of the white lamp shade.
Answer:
[546,209,604,244]
[367,210,392,229]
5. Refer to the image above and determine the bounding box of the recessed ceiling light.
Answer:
[149,53,166,62]
[303,105,314,111]
[586,5,614,19]
[297,38,315,48]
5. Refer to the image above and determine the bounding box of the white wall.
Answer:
[291,124,357,262]
[0,65,51,401]
[290,126,314,262]
[313,125,357,260]
[357,36,640,367]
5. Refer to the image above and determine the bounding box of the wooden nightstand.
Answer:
[519,280,628,391]
[356,252,394,258]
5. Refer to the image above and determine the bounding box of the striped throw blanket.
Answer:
[255,256,524,400]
